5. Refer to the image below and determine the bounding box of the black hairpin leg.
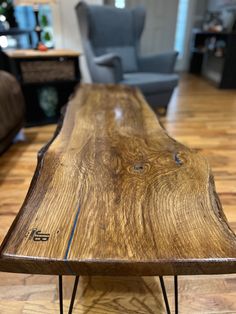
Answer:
[159,276,171,314]
[174,276,178,314]
[159,276,179,314]
[68,276,80,314]
[59,275,177,314]
[59,275,63,314]
[58,275,79,314]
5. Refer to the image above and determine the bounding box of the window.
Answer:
[174,0,189,58]
[115,0,125,9]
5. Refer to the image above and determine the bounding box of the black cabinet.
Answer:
[189,31,236,88]
[4,49,80,126]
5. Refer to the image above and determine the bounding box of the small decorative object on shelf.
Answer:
[203,11,224,32]
[38,86,58,117]
[39,6,53,48]
[4,49,80,126]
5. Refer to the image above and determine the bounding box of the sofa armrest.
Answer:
[94,53,123,82]
[0,70,25,154]
[138,51,178,74]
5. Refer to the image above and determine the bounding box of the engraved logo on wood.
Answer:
[26,228,50,242]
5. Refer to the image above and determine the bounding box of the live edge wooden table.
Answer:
[0,84,236,314]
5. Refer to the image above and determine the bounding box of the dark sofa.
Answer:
[0,70,25,154]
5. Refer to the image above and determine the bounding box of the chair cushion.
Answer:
[122,72,179,93]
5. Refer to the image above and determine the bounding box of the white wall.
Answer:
[52,0,103,50]
[194,0,207,28]
[125,0,179,55]
[51,0,103,81]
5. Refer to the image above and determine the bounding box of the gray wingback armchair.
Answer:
[75,1,179,111]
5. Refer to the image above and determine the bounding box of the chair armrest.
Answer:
[94,53,119,66]
[94,53,123,82]
[138,51,178,74]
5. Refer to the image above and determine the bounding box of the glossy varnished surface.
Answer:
[0,75,236,313]
[0,83,236,276]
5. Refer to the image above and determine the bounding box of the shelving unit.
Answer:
[189,30,236,88]
[4,49,80,126]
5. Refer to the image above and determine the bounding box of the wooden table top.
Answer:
[0,84,235,276]
[4,49,80,59]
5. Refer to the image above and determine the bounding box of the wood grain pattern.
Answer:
[0,74,236,313]
[0,83,236,276]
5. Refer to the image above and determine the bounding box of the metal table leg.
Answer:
[68,276,80,314]
[59,275,178,314]
[58,275,80,314]
[58,276,63,314]
[159,276,179,314]
[159,276,171,314]
[174,276,178,314]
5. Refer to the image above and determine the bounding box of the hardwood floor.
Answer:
[0,74,236,313]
